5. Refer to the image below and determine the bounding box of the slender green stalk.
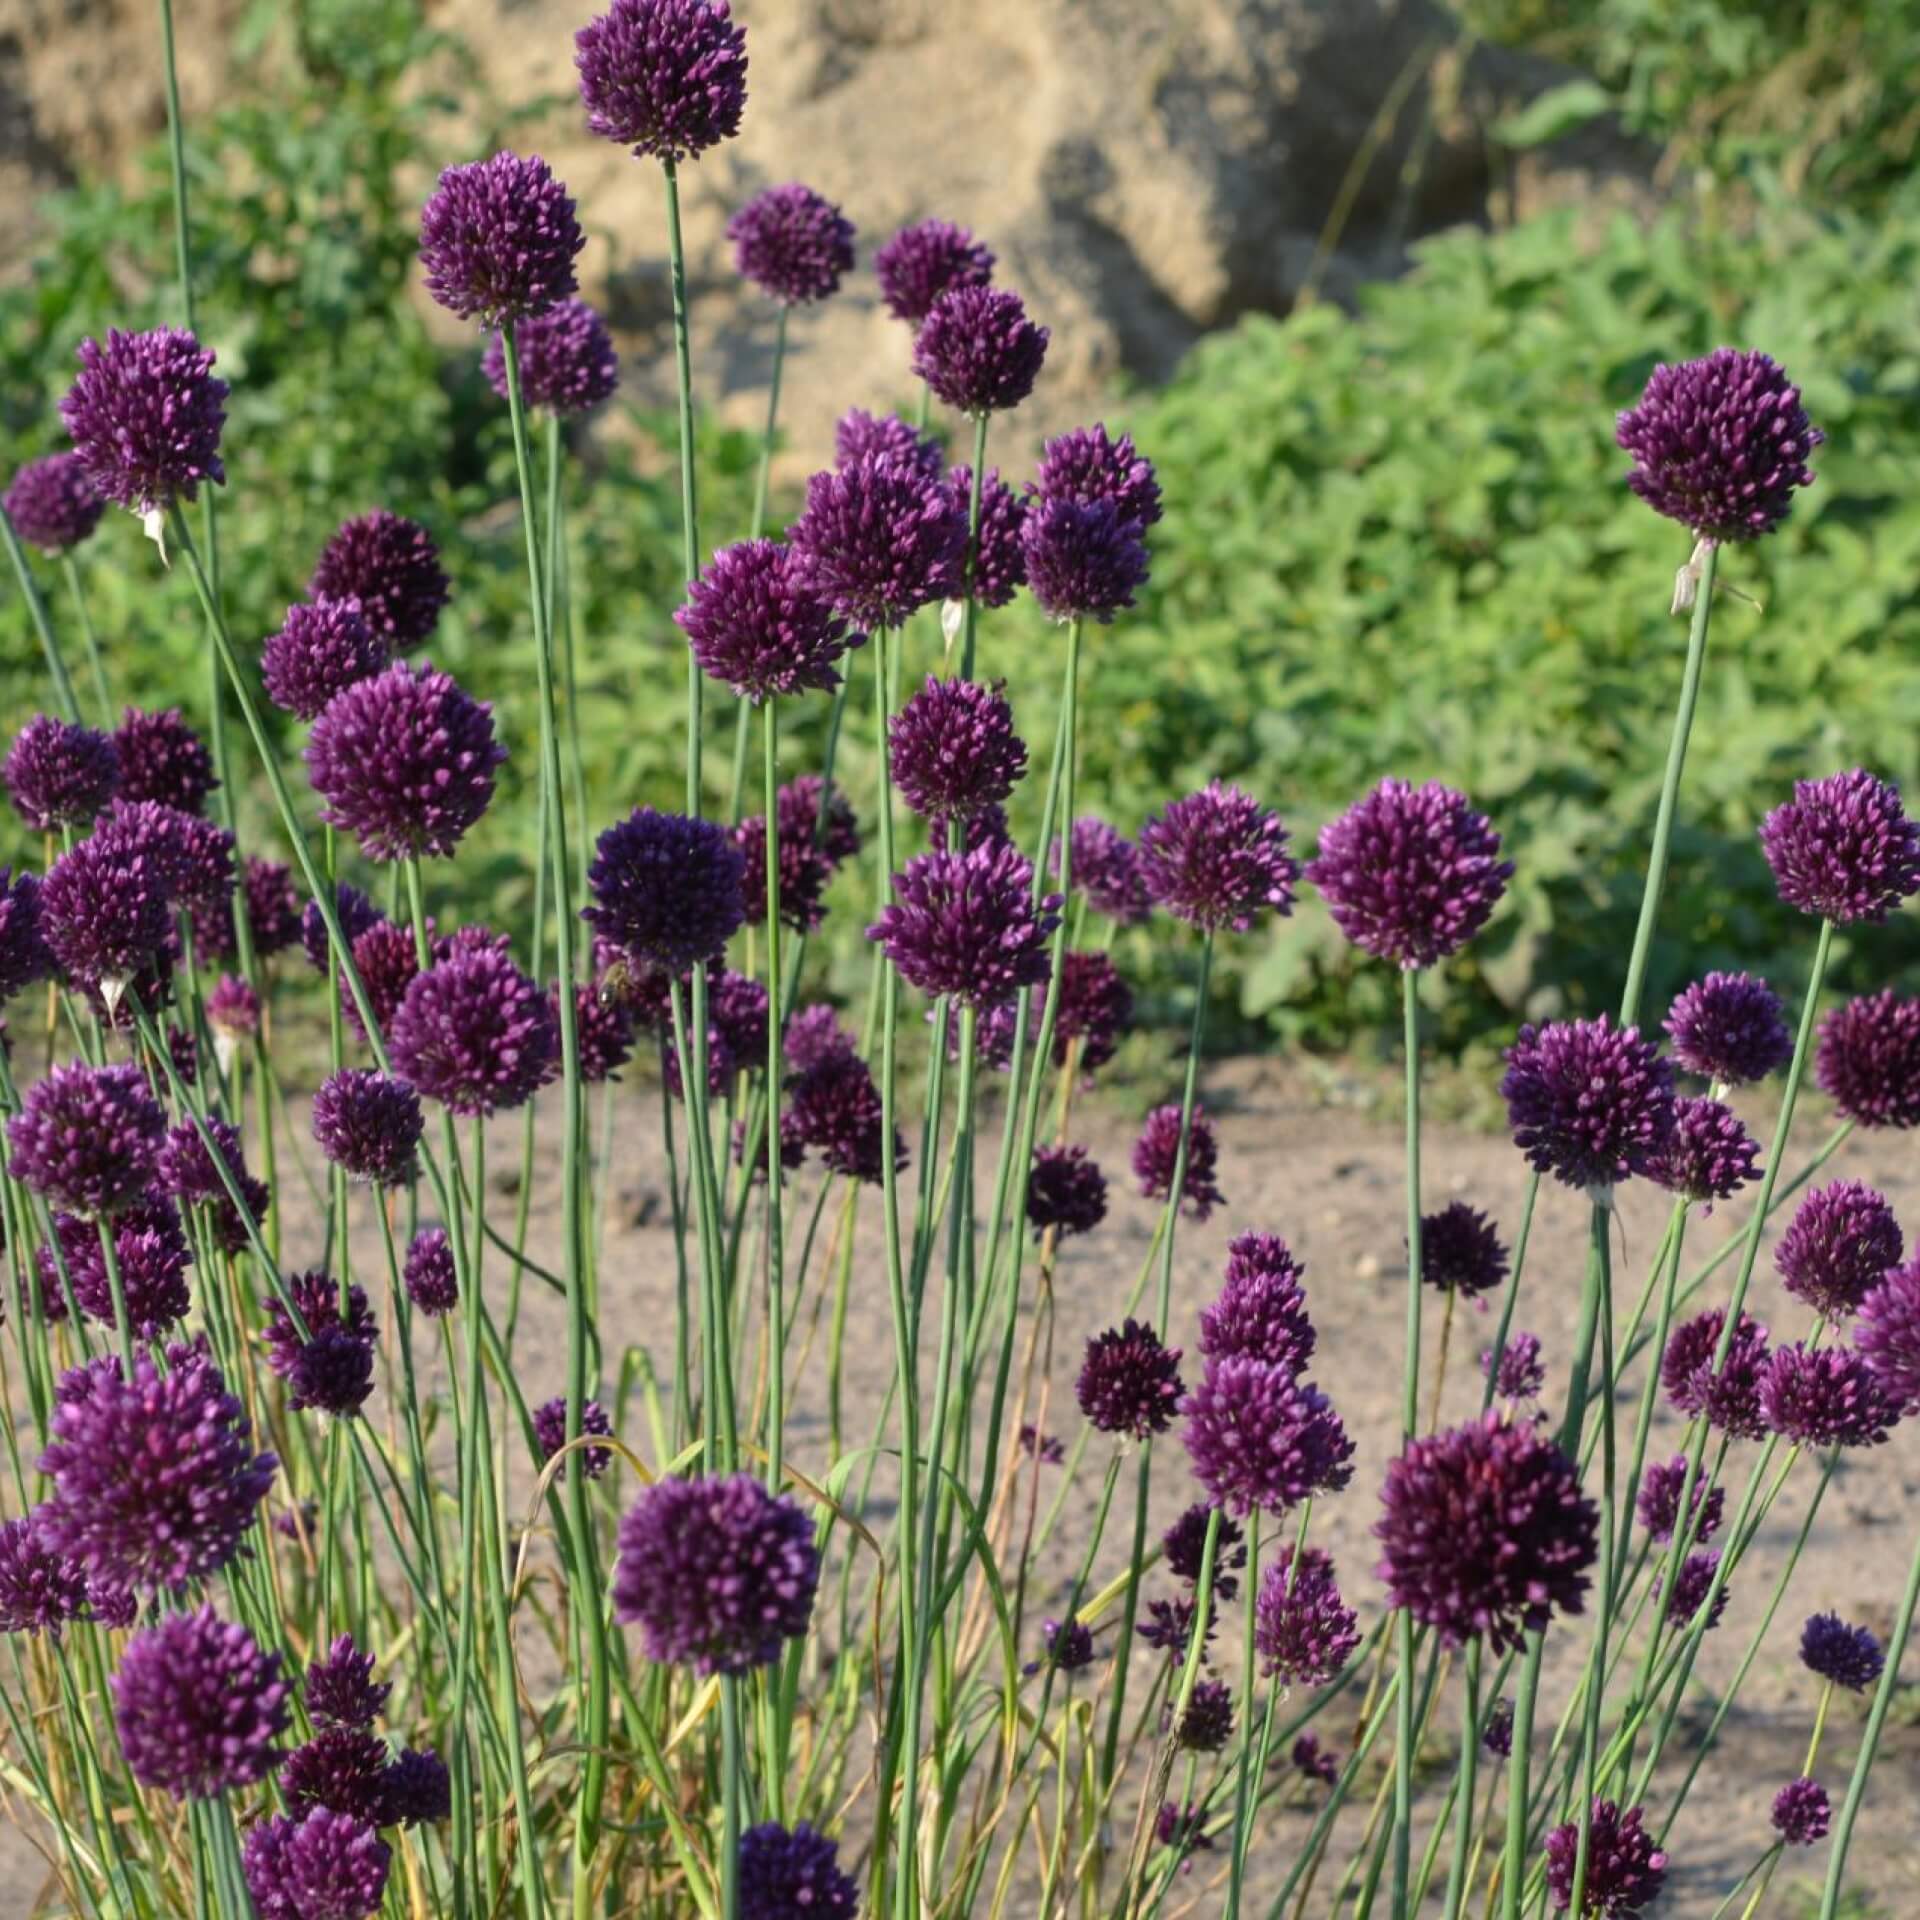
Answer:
[1,509,83,723]
[1391,967,1424,1916]
[763,692,787,1493]
[662,156,703,811]
[727,304,789,821]
[1441,1640,1483,1920]
[957,413,990,681]
[58,555,113,723]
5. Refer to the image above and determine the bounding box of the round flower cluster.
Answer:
[39,830,174,989]
[1663,970,1792,1087]
[889,676,1027,823]
[947,465,1028,606]
[1019,495,1150,624]
[1171,1680,1235,1753]
[391,943,559,1118]
[1034,423,1164,528]
[1076,1321,1184,1440]
[403,1227,459,1317]
[156,1115,272,1254]
[786,1048,900,1185]
[263,1270,378,1420]
[874,218,994,326]
[4,451,104,553]
[280,1725,391,1823]
[1634,1455,1724,1546]
[1775,1179,1903,1319]
[1542,1798,1666,1917]
[867,841,1059,1008]
[1660,1308,1773,1440]
[311,1069,424,1186]
[912,285,1049,416]
[788,451,968,630]
[483,297,620,415]
[735,774,860,934]
[1138,782,1297,933]
[1418,1201,1509,1298]
[1199,1233,1316,1374]
[1659,1549,1728,1632]
[679,538,854,702]
[0,1515,88,1638]
[1816,991,1920,1130]
[1772,1776,1831,1848]
[60,327,227,514]
[309,510,450,647]
[1501,1016,1675,1194]
[585,806,746,974]
[835,408,942,480]
[1026,1143,1108,1240]
[36,1202,192,1341]
[302,880,383,974]
[262,598,389,721]
[1759,1344,1896,1449]
[113,706,217,813]
[1161,1504,1246,1600]
[1060,815,1151,924]
[1132,1103,1225,1220]
[1759,769,1920,924]
[1857,1256,1920,1413]
[1646,1096,1763,1206]
[1254,1547,1360,1687]
[1182,1357,1353,1518]
[1800,1611,1883,1692]
[306,1634,391,1729]
[7,1062,166,1218]
[242,1808,390,1920]
[575,0,748,163]
[737,1822,858,1920]
[113,1607,288,1800]
[728,182,855,304]
[418,151,584,325]
[5,715,119,830]
[532,1396,615,1478]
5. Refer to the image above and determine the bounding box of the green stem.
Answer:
[763,693,786,1494]
[726,306,789,823]
[1,509,83,723]
[662,156,703,812]
[59,555,113,724]
[958,413,990,682]
[1392,967,1424,1916]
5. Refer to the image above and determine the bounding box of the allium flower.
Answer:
[787,1050,901,1183]
[207,974,261,1046]
[380,1748,451,1828]
[1034,424,1163,527]
[1816,991,1920,1130]
[97,797,233,917]
[1760,769,1920,923]
[1772,1776,1831,1848]
[1076,1320,1184,1440]
[1482,1697,1514,1759]
[1293,1732,1341,1784]
[1800,1612,1883,1692]
[60,328,227,515]
[788,452,968,630]
[1501,1016,1675,1193]
[303,881,384,975]
[156,1115,271,1255]
[1137,1593,1212,1661]
[1200,1234,1316,1373]
[876,219,994,325]
[677,538,854,701]
[1857,1255,1920,1413]
[1616,347,1820,541]
[913,285,1048,416]
[1027,1142,1108,1239]
[965,802,1013,854]
[561,980,636,1084]
[1647,1096,1763,1206]
[1019,1425,1064,1466]
[613,1473,819,1674]
[1419,1201,1510,1297]
[4,452,105,553]
[418,152,583,325]
[8,1063,165,1217]
[310,511,450,647]
[1374,1411,1596,1653]
[113,706,217,813]
[946,465,1028,607]
[728,183,855,304]
[835,408,942,479]
[1306,779,1511,969]
[575,0,748,163]
[307,661,505,862]
[584,807,746,974]
[1661,1308,1772,1440]
[1162,1504,1247,1599]
[482,297,619,414]
[403,1227,458,1317]
[1139,782,1297,933]
[1171,1679,1234,1752]
[39,830,174,988]
[737,1822,858,1920]
[1049,950,1132,1072]
[1155,1800,1214,1861]
[1659,1549,1728,1631]
[889,677,1025,824]
[1035,1616,1094,1672]
[1058,816,1151,925]
[390,943,558,1118]
[1020,496,1150,624]
[1664,971,1792,1087]
[113,1607,287,1798]
[0,1514,87,1637]
[341,920,420,1041]
[868,841,1060,1007]
[262,598,388,722]
[1184,1358,1353,1518]
[311,1069,423,1186]
[36,1202,192,1340]
[305,1634,390,1728]
[1255,1547,1361,1687]
[286,1336,373,1426]
[242,1808,389,1920]
[1543,1798,1666,1916]
[5,715,119,830]
[533,1396,615,1478]
[1776,1179,1903,1319]
[1759,1344,1896,1449]
[1634,1455,1725,1546]
[263,1271,377,1419]
[735,775,860,933]
[1132,1103,1225,1220]
[281,1725,392,1822]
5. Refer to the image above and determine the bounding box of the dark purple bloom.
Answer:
[1161,1504,1246,1601]
[1035,1616,1094,1672]
[1659,1549,1729,1631]
[946,465,1028,607]
[380,1747,451,1828]
[1857,1255,1920,1413]
[1664,971,1792,1087]
[1759,1344,1896,1449]
[1760,769,1920,924]
[868,841,1060,1007]
[1155,1800,1214,1861]
[1019,1425,1063,1466]
[835,408,942,479]
[5,715,119,830]
[1634,1454,1725,1546]
[890,676,1026,824]
[584,807,746,974]
[1772,1776,1831,1847]
[0,1514,88,1637]
[4,452,105,553]
[786,1049,901,1184]
[263,1271,377,1419]
[1502,1016,1675,1193]
[736,775,860,934]
[242,1808,389,1920]
[1137,1594,1212,1662]
[483,297,620,414]
[1800,1612,1883,1692]
[1292,1732,1340,1785]
[310,511,450,648]
[1171,1679,1234,1752]
[306,1633,390,1728]
[1816,991,1920,1130]
[156,1115,271,1255]
[1184,1357,1353,1518]
[1027,1142,1108,1239]
[1483,1332,1546,1404]
[1058,815,1151,925]
[1420,1201,1510,1298]
[98,797,233,918]
[677,538,854,701]
[574,0,748,163]
[1647,1096,1763,1206]
[207,974,261,1046]
[36,1202,191,1341]
[1020,495,1149,623]
[1543,1798,1666,1915]
[788,452,968,630]
[286,1336,374,1426]
[728,183,855,304]
[1140,781,1297,933]
[262,598,388,722]
[1200,1233,1316,1373]
[1034,424,1163,528]
[533,1396,614,1478]
[391,943,559,1118]
[207,859,300,966]
[1482,1697,1514,1759]
[1050,950,1132,1073]
[1132,1103,1225,1220]
[311,1069,423,1186]
[113,1606,287,1799]
[561,980,636,1084]
[876,219,994,325]
[341,920,421,1042]
[60,328,227,515]
[737,1822,858,1920]
[113,706,217,814]
[1776,1179,1903,1320]
[913,285,1048,416]
[418,151,583,325]
[403,1227,458,1317]
[8,1062,165,1217]
[1255,1547,1361,1687]
[1076,1320,1184,1440]
[39,830,173,989]
[303,882,384,975]
[613,1472,819,1675]
[1617,347,1820,542]
[281,1725,392,1822]
[1662,1308,1772,1439]
[964,802,1013,855]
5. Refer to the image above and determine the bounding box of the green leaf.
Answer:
[1493,80,1614,148]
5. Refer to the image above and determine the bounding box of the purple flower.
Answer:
[1800,1612,1883,1692]
[1772,1776,1831,1847]
[1155,1800,1214,1861]
[1760,769,1920,923]
[339,919,421,1042]
[1661,1308,1773,1440]
[1647,1096,1763,1206]
[1543,1798,1666,1915]
[156,1115,271,1255]
[1617,348,1820,541]
[1659,1549,1729,1631]
[311,1069,423,1186]
[307,661,504,862]
[310,511,450,647]
[263,1271,377,1419]
[303,881,385,975]
[946,465,1028,607]
[1020,495,1149,623]
[242,1808,389,1920]
[5,715,119,830]
[1161,1504,1247,1600]
[1139,781,1298,933]
[560,980,636,1084]
[305,1633,390,1728]
[613,1472,819,1674]
[1857,1255,1920,1413]
[1035,1615,1094,1672]
[60,328,227,515]
[262,598,388,721]
[728,183,855,304]
[533,1396,615,1478]
[786,1050,901,1184]
[1664,971,1792,1087]
[1759,1344,1896,1449]
[736,775,860,933]
[575,0,747,163]
[403,1227,458,1318]
[483,297,619,414]
[113,1606,287,1799]
[1057,816,1151,925]
[737,1822,858,1920]
[418,152,583,325]
[1034,424,1163,528]
[113,705,217,813]
[391,943,559,1118]
[889,676,1027,823]
[1184,1357,1353,1518]
[1027,1143,1108,1240]
[1046,950,1133,1075]
[97,797,233,918]
[36,1202,191,1340]
[875,219,994,325]
[788,452,968,630]
[1482,1698,1514,1759]
[281,1725,392,1822]
[1482,1332,1546,1404]
[1076,1320,1184,1440]
[868,841,1060,1008]
[8,1063,165,1217]
[835,408,942,479]
[380,1747,451,1827]
[39,831,173,989]
[1255,1547,1360,1687]
[1132,1102,1225,1221]
[585,807,746,974]
[1502,1016,1675,1193]
[1776,1179,1903,1319]
[1816,991,1920,1130]
[677,538,854,701]
[1200,1233,1316,1373]
[1419,1201,1510,1298]
[1292,1732,1341,1785]
[1137,1594,1212,1663]
[4,452,105,553]
[1019,1425,1063,1466]
[0,1514,88,1637]
[207,973,261,1044]
[1171,1679,1234,1752]
[1375,1411,1596,1653]
[1306,779,1511,969]
[913,285,1048,416]
[1634,1455,1725,1546]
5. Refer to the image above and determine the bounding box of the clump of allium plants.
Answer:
[0,4,1914,1918]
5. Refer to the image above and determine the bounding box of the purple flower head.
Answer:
[1184,1357,1353,1518]
[113,1606,287,1799]
[418,152,583,325]
[1659,1549,1729,1631]
[787,1049,902,1184]
[311,1069,423,1186]
[1059,815,1151,924]
[1255,1546,1361,1687]
[1137,1594,1212,1662]
[1661,1308,1772,1440]
[1664,971,1792,1087]
[1760,769,1920,923]
[1132,1102,1225,1220]
[483,297,619,414]
[306,1633,389,1728]
[339,919,420,1042]
[207,973,261,1043]
[1020,495,1150,624]
[1800,1612,1883,1692]
[1616,347,1820,541]
[60,328,227,514]
[876,218,994,325]
[1482,1331,1547,1404]
[890,675,1026,824]
[1034,424,1163,527]
[281,1725,392,1823]
[263,1271,377,1419]
[1760,1344,1896,1449]
[224,861,303,968]
[1482,1698,1515,1759]
[1501,1016,1675,1194]
[307,660,504,863]
[1201,1234,1316,1373]
[561,980,636,1084]
[113,706,217,814]
[677,537,854,702]
[1375,1411,1597,1653]
[613,1472,819,1675]
[965,801,1013,855]
[1858,1255,1920,1413]
[533,1396,615,1479]
[913,284,1048,416]
[1817,990,1920,1131]
[836,408,942,479]
[867,841,1060,1008]
[1161,1504,1247,1600]
[391,943,559,1118]
[1776,1179,1903,1319]
[1027,1142,1108,1240]
[1035,1615,1094,1672]
[0,1514,88,1637]
[402,1227,458,1318]
[381,1747,451,1828]
[1543,1798,1666,1915]
[1420,1201,1510,1298]
[310,511,449,647]
[39,831,173,989]
[8,1063,165,1217]
[1772,1776,1831,1848]
[5,452,105,553]
[1306,779,1511,970]
[1155,1800,1214,1861]
[242,1808,389,1920]
[6,715,119,830]
[1635,1455,1725,1546]
[1049,950,1133,1073]
[1293,1732,1341,1785]
[575,0,747,163]
[737,1822,858,1920]
[584,806,746,974]
[1647,1095,1763,1206]
[945,465,1028,607]
[788,452,967,629]
[303,882,384,976]
[1171,1679,1234,1753]
[156,1115,271,1254]
[736,775,860,934]
[728,183,855,305]
[262,598,388,722]
[1019,1425,1064,1466]
[1140,781,1297,933]
[97,797,233,918]
[1076,1319,1184,1440]
[36,1202,191,1341]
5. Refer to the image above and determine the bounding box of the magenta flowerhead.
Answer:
[0,1514,89,1638]
[1200,1233,1316,1373]
[1051,950,1133,1073]
[1771,1777,1831,1848]
[1076,1320,1184,1440]
[60,327,227,515]
[311,1069,423,1186]
[889,676,1027,823]
[483,296,620,414]
[305,1633,390,1729]
[418,152,583,325]
[1483,1332,1546,1405]
[262,598,388,721]
[307,661,504,862]
[945,465,1029,608]
[263,1270,377,1419]
[738,1822,859,1920]
[1419,1201,1510,1298]
[1776,1179,1902,1319]
[242,1808,390,1920]
[677,538,855,701]
[1616,348,1820,542]
[867,841,1060,1008]
[788,452,968,630]
[1027,1143,1108,1240]
[1501,1016,1675,1195]
[912,285,1048,416]
[1139,781,1298,933]
[1035,423,1164,529]
[41,831,176,995]
[613,1472,818,1674]
[157,1115,271,1255]
[1254,1547,1361,1688]
[310,510,450,647]
[1857,1256,1920,1414]
[1635,1455,1725,1548]
[735,775,860,933]
[5,452,105,553]
[585,806,746,973]
[787,1050,901,1185]
[8,1062,165,1217]
[1663,970,1792,1087]
[391,943,559,1118]
[113,1606,287,1799]
[1659,1549,1729,1632]
[1817,991,1920,1130]
[1760,1344,1896,1449]
[1133,1102,1225,1220]
[835,408,943,480]
[5,714,120,831]
[403,1227,458,1317]
[1542,1798,1666,1916]
[1060,816,1151,925]
[37,1202,192,1341]
[1183,1358,1353,1518]
[1647,1096,1763,1206]
[533,1396,615,1478]
[206,974,261,1049]
[1020,495,1150,623]
[381,1748,451,1828]
[1760,769,1920,923]
[1800,1611,1883,1692]
[1170,1680,1235,1753]
[1374,1410,1597,1653]
[728,183,855,305]
[1161,1504,1246,1600]
[575,0,747,162]
[113,706,217,814]
[1306,779,1511,969]
[875,219,994,325]
[1661,1307,1772,1439]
